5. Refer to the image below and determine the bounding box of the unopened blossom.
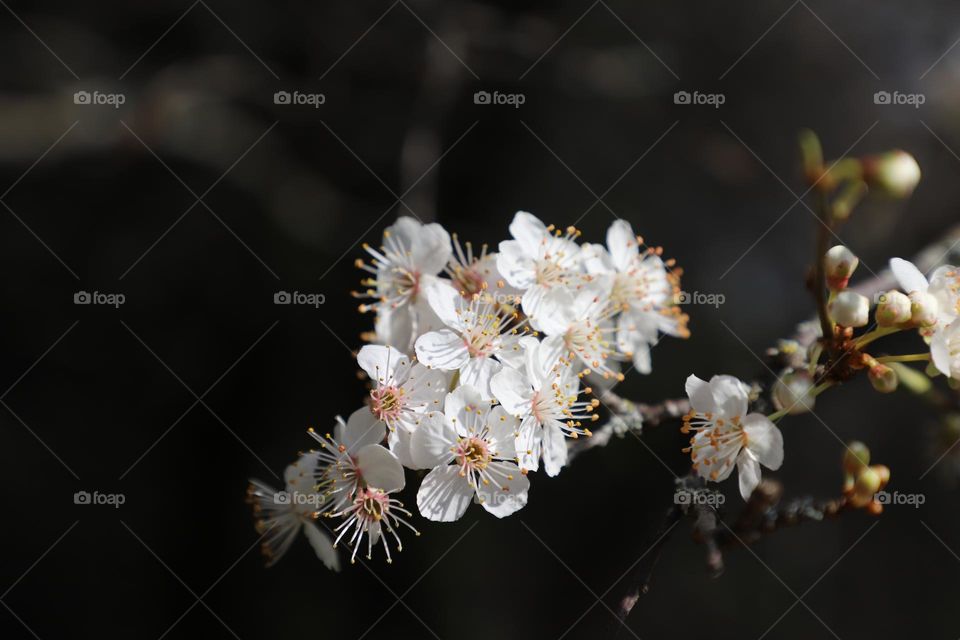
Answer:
[355,217,453,351]
[828,291,870,327]
[771,370,816,415]
[890,258,960,331]
[307,407,404,510]
[868,363,898,393]
[411,385,528,521]
[824,245,858,291]
[863,150,921,198]
[414,283,525,399]
[875,290,912,326]
[490,336,599,476]
[497,211,584,320]
[246,452,339,570]
[682,374,784,500]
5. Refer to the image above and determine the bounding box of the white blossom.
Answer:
[682,374,784,499]
[414,283,526,399]
[356,216,453,351]
[580,219,688,374]
[246,453,339,570]
[490,336,599,476]
[411,386,528,521]
[497,211,584,321]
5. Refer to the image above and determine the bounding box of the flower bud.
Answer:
[868,364,898,393]
[772,371,816,415]
[875,290,912,326]
[842,441,871,476]
[824,245,858,290]
[828,291,870,327]
[862,150,921,198]
[909,290,939,327]
[850,465,882,508]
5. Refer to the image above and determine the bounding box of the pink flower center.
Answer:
[370,386,403,422]
[456,436,491,472]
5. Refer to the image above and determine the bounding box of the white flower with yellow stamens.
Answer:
[497,211,584,320]
[414,283,526,399]
[355,216,453,351]
[490,336,598,477]
[245,452,339,570]
[307,407,404,510]
[325,481,418,565]
[357,345,447,436]
[580,219,688,374]
[535,282,622,380]
[682,374,783,500]
[445,233,519,302]
[411,385,528,521]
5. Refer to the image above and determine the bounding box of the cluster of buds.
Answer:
[842,441,891,514]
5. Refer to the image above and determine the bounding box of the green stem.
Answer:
[876,353,930,364]
[854,326,901,349]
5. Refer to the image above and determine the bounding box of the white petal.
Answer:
[399,364,449,416]
[476,462,530,518]
[415,329,470,371]
[736,449,762,500]
[606,219,639,273]
[931,325,954,377]
[357,344,408,384]
[486,406,520,458]
[373,306,414,353]
[685,374,715,414]
[509,210,549,256]
[580,242,616,275]
[387,427,416,468]
[424,279,463,330]
[490,368,534,417]
[389,217,452,276]
[541,422,568,477]
[741,414,784,470]
[303,520,340,572]
[339,407,385,453]
[416,465,474,522]
[514,417,542,472]
[409,411,456,469]
[529,287,575,335]
[890,257,929,293]
[459,357,502,400]
[709,375,750,418]
[355,444,406,492]
[497,240,537,289]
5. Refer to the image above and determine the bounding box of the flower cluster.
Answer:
[250,211,689,569]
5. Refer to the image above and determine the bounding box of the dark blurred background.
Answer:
[3,1,960,638]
